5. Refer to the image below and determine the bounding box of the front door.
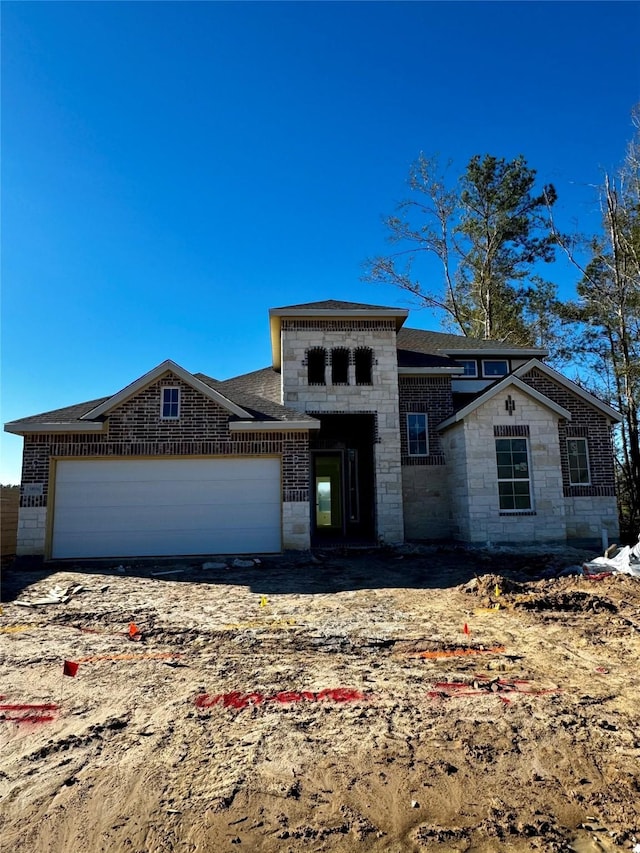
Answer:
[310,413,376,544]
[314,453,343,532]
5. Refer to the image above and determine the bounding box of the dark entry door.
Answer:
[310,414,375,543]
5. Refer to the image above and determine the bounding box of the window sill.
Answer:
[499,510,537,516]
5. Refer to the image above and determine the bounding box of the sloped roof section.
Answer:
[213,366,282,403]
[396,349,462,370]
[4,398,111,433]
[397,327,547,357]
[272,299,404,311]
[196,372,317,424]
[80,360,250,420]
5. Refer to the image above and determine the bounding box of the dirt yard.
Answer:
[1,545,639,852]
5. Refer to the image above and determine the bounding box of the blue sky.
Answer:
[2,1,639,483]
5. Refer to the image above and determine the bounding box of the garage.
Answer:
[51,457,282,558]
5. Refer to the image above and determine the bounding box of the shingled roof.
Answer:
[271,299,403,312]
[397,327,547,356]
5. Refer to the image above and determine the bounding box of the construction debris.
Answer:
[583,534,640,578]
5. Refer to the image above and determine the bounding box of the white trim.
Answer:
[481,358,510,378]
[81,360,251,420]
[456,359,478,378]
[398,366,464,375]
[514,359,623,423]
[438,374,572,430]
[4,421,107,435]
[442,347,547,357]
[160,386,180,420]
[495,435,534,512]
[229,419,321,432]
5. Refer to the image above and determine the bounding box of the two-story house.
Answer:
[5,299,621,559]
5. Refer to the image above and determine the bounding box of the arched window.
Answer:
[331,348,350,384]
[354,347,373,385]
[307,348,326,385]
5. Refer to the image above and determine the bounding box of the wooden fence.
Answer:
[1,486,20,561]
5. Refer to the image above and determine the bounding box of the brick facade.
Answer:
[398,376,454,465]
[17,371,311,556]
[521,369,616,497]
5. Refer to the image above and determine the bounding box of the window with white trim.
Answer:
[161,387,180,419]
[482,359,509,378]
[495,437,532,510]
[567,438,591,484]
[458,359,478,377]
[407,413,429,456]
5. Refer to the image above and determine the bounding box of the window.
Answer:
[307,348,326,385]
[331,348,349,384]
[458,359,478,377]
[495,437,532,510]
[482,359,509,378]
[567,438,590,484]
[407,413,429,456]
[354,348,373,385]
[161,387,180,419]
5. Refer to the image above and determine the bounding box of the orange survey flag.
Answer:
[129,622,141,640]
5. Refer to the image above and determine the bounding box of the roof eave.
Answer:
[4,421,107,436]
[81,360,252,420]
[514,359,623,423]
[442,347,548,358]
[398,367,464,375]
[437,375,572,431]
[269,306,409,370]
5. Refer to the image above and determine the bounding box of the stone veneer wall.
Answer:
[17,372,311,555]
[440,422,471,541]
[279,319,404,543]
[444,386,568,544]
[398,376,455,539]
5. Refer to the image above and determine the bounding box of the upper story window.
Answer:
[457,359,478,377]
[567,438,591,485]
[331,348,350,384]
[495,437,532,511]
[161,387,180,419]
[307,348,326,385]
[354,347,373,385]
[482,359,509,378]
[407,413,429,456]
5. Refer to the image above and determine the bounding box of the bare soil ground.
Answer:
[1,545,639,853]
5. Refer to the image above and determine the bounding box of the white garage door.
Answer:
[51,458,282,558]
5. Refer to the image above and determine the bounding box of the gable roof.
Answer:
[80,360,251,420]
[514,359,623,423]
[438,373,572,431]
[5,361,320,435]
